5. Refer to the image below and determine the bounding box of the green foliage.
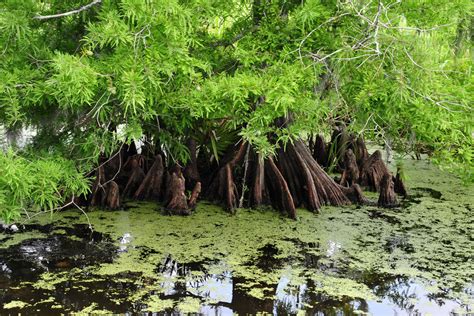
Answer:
[0,0,472,221]
[47,53,98,108]
[0,150,90,223]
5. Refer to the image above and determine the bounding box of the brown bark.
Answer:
[90,166,106,207]
[165,170,190,215]
[188,182,201,209]
[393,168,407,197]
[134,154,164,200]
[252,154,265,207]
[339,149,359,187]
[105,181,120,209]
[225,164,238,212]
[359,150,389,192]
[277,147,304,207]
[293,140,351,207]
[206,142,247,213]
[313,134,328,167]
[354,136,369,169]
[340,184,369,204]
[290,144,320,211]
[265,157,296,219]
[122,155,145,198]
[378,173,399,208]
[184,138,201,190]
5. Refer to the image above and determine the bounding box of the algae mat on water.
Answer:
[0,159,473,315]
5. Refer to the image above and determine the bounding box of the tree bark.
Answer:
[378,173,398,207]
[134,154,164,200]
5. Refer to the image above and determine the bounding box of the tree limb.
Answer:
[33,0,102,20]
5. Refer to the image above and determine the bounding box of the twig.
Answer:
[238,144,250,208]
[33,0,102,20]
[72,199,93,231]
[19,195,92,231]
[373,0,382,54]
[97,142,125,189]
[294,12,350,63]
[404,85,461,112]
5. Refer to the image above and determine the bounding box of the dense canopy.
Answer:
[0,0,472,222]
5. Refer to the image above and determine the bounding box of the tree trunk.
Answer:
[206,142,247,213]
[354,135,369,169]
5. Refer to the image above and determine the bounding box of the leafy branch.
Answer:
[33,0,102,20]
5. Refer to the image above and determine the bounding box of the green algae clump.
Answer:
[3,301,29,309]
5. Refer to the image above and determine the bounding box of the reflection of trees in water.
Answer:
[156,255,231,301]
[155,255,276,313]
[267,267,433,315]
[154,254,456,315]
[374,277,418,313]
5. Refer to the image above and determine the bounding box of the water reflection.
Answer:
[1,181,473,316]
[0,231,472,315]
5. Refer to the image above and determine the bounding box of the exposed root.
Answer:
[134,154,164,200]
[393,168,407,197]
[90,166,106,207]
[165,169,190,215]
[188,182,201,210]
[352,136,368,167]
[378,173,399,208]
[293,140,351,207]
[251,153,266,207]
[265,157,296,218]
[339,149,359,187]
[359,150,389,192]
[184,138,200,191]
[340,184,369,205]
[313,134,328,167]
[206,142,247,213]
[105,181,120,209]
[122,155,146,198]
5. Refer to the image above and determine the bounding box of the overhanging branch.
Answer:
[33,0,102,20]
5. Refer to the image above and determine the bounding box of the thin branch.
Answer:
[373,0,383,54]
[33,0,102,20]
[19,195,92,231]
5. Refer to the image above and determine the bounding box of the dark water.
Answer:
[0,160,473,315]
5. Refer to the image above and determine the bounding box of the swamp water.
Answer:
[0,159,472,315]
